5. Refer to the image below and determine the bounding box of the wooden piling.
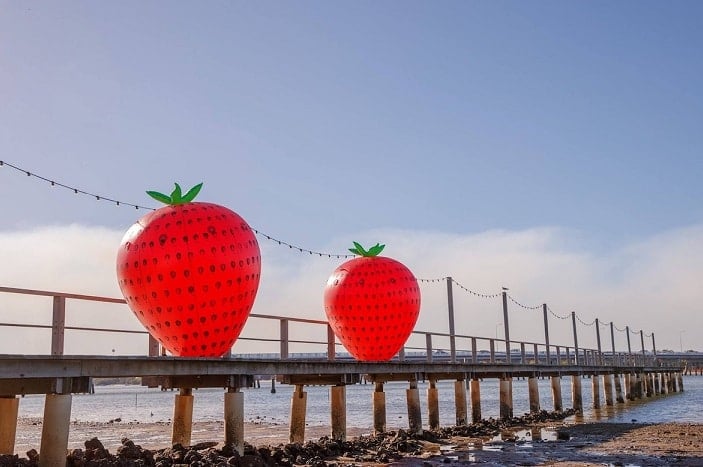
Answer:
[591,375,600,409]
[678,372,684,391]
[470,378,481,422]
[224,388,244,454]
[603,374,614,406]
[407,382,423,435]
[614,373,624,403]
[550,376,562,411]
[0,396,19,455]
[454,380,468,426]
[571,375,583,413]
[654,373,661,395]
[289,384,307,443]
[172,388,194,447]
[646,373,654,397]
[624,373,633,400]
[427,380,440,430]
[39,393,72,467]
[330,385,347,441]
[499,376,512,419]
[528,376,540,413]
[662,373,669,394]
[373,382,386,434]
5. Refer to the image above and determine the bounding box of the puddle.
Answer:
[488,427,558,443]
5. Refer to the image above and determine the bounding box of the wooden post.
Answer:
[654,373,661,395]
[595,318,602,365]
[425,333,433,363]
[542,304,551,364]
[533,343,539,365]
[551,376,562,411]
[373,382,386,434]
[148,334,160,357]
[614,373,624,403]
[407,381,422,435]
[571,312,579,365]
[640,330,646,358]
[678,372,684,391]
[592,375,601,409]
[647,373,654,397]
[499,376,512,419]
[224,387,244,454]
[571,375,583,413]
[470,378,481,422]
[446,277,456,362]
[51,296,66,356]
[502,290,511,363]
[624,373,632,400]
[603,374,614,406]
[665,373,671,394]
[0,396,19,455]
[172,388,194,446]
[40,393,72,466]
[330,385,346,441]
[427,380,439,430]
[609,322,616,365]
[280,319,289,359]
[327,325,336,361]
[528,376,540,413]
[454,380,467,426]
[289,385,307,443]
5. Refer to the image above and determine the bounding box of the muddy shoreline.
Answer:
[7,410,703,466]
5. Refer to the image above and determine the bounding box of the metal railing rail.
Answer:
[0,286,678,368]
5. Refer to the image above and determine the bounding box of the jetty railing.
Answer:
[0,286,673,368]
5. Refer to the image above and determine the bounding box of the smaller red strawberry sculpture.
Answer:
[324,242,421,361]
[116,183,261,357]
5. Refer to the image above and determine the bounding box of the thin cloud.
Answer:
[0,223,700,355]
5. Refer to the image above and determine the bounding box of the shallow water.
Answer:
[17,376,701,428]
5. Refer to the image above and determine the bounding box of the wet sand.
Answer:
[14,417,703,465]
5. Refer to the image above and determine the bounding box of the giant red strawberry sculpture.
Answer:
[116,183,261,357]
[324,242,421,361]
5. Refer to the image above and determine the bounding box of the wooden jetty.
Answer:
[0,286,686,465]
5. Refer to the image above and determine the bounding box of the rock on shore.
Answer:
[0,410,575,466]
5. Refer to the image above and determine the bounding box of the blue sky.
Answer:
[1,2,702,352]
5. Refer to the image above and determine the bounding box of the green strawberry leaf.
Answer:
[171,183,183,203]
[182,183,203,203]
[349,241,385,257]
[352,242,367,256]
[146,190,172,204]
[368,243,386,256]
[147,182,204,205]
